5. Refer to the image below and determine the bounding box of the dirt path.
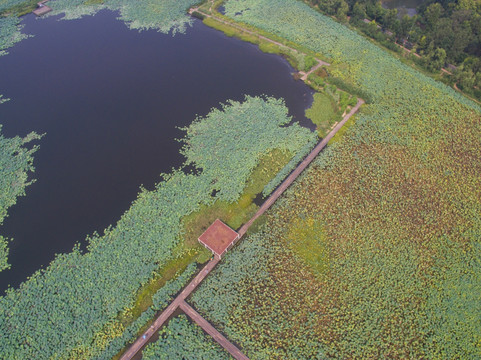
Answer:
[119,257,220,360]
[180,301,249,360]
[299,60,325,81]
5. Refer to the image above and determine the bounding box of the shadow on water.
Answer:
[0,9,314,292]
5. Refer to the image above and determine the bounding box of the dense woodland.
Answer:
[309,0,481,98]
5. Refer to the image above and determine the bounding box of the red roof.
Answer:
[198,219,239,257]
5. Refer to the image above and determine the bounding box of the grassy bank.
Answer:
[202,16,316,72]
[199,5,362,141]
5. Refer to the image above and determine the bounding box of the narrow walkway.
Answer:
[190,7,330,69]
[120,99,364,359]
[238,98,364,237]
[180,301,249,360]
[299,60,325,81]
[119,257,220,360]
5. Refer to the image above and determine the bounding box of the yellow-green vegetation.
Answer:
[285,218,328,277]
[191,0,481,358]
[83,0,103,5]
[0,0,38,16]
[117,243,206,326]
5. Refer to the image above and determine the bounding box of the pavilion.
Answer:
[198,219,239,258]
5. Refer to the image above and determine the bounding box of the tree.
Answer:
[399,14,416,40]
[336,0,349,22]
[366,1,385,21]
[424,3,444,29]
[351,1,366,20]
[382,8,399,30]
[424,45,447,71]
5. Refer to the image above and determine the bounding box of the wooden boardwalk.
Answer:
[119,257,220,360]
[180,301,249,360]
[238,98,364,237]
[116,5,365,347]
[120,98,364,360]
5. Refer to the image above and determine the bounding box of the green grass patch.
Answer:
[304,55,317,72]
[117,244,207,327]
[182,148,293,242]
[286,218,329,277]
[305,91,339,137]
[244,148,293,196]
[83,0,104,5]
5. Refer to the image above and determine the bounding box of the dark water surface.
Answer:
[382,0,425,17]
[0,10,314,292]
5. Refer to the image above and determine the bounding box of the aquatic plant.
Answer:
[0,95,313,359]
[50,0,200,34]
[180,96,316,202]
[0,16,29,56]
[106,0,198,34]
[142,314,231,360]
[188,0,481,358]
[0,127,41,272]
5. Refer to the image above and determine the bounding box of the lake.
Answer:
[0,10,314,292]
